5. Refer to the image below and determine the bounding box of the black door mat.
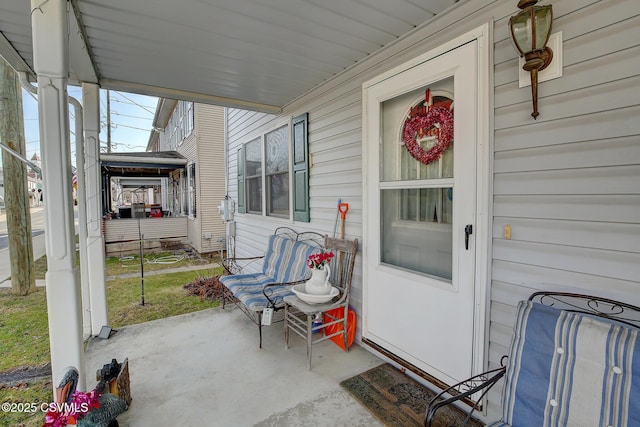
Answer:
[340,363,483,427]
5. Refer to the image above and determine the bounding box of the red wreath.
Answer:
[402,104,454,165]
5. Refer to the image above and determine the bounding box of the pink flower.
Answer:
[306,251,334,269]
[42,390,101,427]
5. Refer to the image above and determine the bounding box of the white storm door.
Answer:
[363,40,479,385]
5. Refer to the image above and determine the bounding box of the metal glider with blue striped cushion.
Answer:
[219,231,323,348]
[491,300,640,427]
[221,235,320,310]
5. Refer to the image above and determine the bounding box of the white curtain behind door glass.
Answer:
[399,149,453,224]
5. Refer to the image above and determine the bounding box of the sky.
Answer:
[20,86,158,163]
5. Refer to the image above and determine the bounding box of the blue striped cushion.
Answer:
[262,234,319,283]
[500,300,640,427]
[219,273,288,311]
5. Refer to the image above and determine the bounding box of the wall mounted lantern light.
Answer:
[509,0,553,119]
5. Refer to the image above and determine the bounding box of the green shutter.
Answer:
[292,113,310,222]
[237,147,246,214]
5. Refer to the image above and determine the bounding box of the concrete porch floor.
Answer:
[84,306,385,427]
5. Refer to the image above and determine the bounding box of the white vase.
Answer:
[305,265,332,295]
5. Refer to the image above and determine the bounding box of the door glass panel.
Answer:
[381,189,453,280]
[381,79,453,183]
[379,77,454,281]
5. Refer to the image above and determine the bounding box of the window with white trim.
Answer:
[179,169,188,215]
[166,101,195,149]
[242,125,289,218]
[188,162,196,218]
[237,114,310,221]
[245,137,263,214]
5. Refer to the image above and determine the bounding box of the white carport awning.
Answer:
[0,0,463,113]
[116,178,164,188]
[101,151,187,177]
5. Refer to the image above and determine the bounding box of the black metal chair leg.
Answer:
[258,312,263,349]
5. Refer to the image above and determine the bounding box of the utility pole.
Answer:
[106,89,111,153]
[0,58,35,295]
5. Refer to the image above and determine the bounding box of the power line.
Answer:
[109,93,155,114]
[111,123,152,132]
[111,111,155,120]
[100,142,148,153]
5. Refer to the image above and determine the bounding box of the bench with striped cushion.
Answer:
[489,299,640,427]
[219,232,322,347]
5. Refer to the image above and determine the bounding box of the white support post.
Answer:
[82,83,108,335]
[31,0,86,393]
[69,97,92,339]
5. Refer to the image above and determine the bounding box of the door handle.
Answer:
[465,224,473,250]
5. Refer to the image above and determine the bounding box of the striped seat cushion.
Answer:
[219,234,320,311]
[498,300,640,427]
[220,273,287,311]
[262,234,319,283]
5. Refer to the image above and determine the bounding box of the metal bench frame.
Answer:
[424,291,640,427]
[220,227,324,348]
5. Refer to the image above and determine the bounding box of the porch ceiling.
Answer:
[0,0,463,113]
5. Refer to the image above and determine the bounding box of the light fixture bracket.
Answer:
[522,46,553,72]
[517,0,539,8]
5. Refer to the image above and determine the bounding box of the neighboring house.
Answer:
[100,151,190,255]
[0,153,43,207]
[147,99,226,255]
[27,153,42,206]
[224,0,639,422]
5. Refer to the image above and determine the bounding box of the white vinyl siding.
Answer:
[490,0,640,418]
[195,104,226,254]
[226,0,640,422]
[104,217,188,242]
[173,104,226,254]
[104,217,188,256]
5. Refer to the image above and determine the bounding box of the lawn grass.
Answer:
[0,267,222,370]
[107,269,221,328]
[0,260,223,426]
[33,251,215,280]
[0,378,53,427]
[0,288,49,372]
